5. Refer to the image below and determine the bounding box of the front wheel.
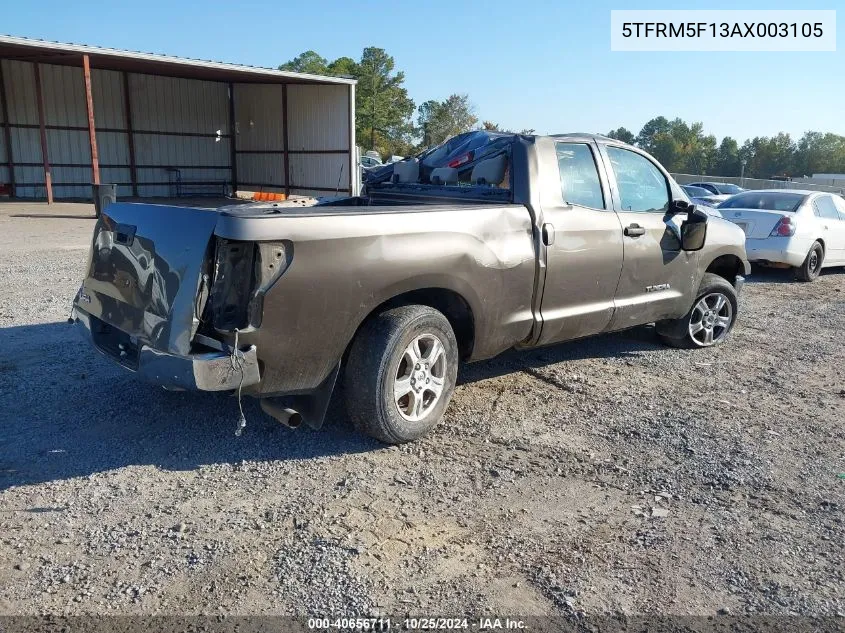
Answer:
[795,241,824,282]
[344,305,459,444]
[657,273,738,349]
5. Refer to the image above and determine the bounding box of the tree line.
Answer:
[609,118,845,179]
[281,49,845,177]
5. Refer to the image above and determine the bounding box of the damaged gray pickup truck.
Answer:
[73,132,749,444]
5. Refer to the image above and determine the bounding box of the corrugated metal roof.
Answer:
[0,34,356,86]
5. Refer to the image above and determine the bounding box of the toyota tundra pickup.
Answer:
[72,132,750,444]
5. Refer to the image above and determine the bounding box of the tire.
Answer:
[657,273,738,349]
[344,305,459,444]
[795,241,824,282]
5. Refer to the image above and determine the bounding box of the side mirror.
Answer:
[680,206,708,251]
[668,198,693,215]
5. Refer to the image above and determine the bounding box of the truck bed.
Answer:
[74,199,538,395]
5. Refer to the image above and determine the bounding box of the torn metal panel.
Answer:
[78,203,218,356]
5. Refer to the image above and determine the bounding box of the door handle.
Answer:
[624,223,646,237]
[542,223,555,246]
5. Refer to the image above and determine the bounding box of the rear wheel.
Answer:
[795,241,824,282]
[344,305,458,444]
[657,273,738,349]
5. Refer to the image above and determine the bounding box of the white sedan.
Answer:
[718,189,845,281]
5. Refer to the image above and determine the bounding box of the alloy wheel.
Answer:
[688,292,733,347]
[393,334,447,421]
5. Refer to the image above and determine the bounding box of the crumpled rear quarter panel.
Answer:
[217,204,537,396]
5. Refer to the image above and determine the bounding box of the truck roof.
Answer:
[548,132,632,146]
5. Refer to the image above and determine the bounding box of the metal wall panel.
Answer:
[1,60,38,125]
[233,83,284,151]
[135,166,231,184]
[100,167,131,195]
[96,130,129,164]
[135,184,169,197]
[9,127,41,163]
[236,153,285,187]
[0,129,9,178]
[287,84,349,151]
[0,74,6,186]
[91,68,125,129]
[0,65,6,187]
[127,72,232,197]
[128,73,229,134]
[92,70,131,195]
[13,165,43,194]
[289,153,348,193]
[0,56,354,199]
[51,188,90,198]
[40,63,87,127]
[133,133,229,167]
[46,129,90,164]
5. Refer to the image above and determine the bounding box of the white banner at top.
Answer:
[611,10,836,52]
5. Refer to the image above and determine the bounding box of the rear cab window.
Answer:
[555,143,605,209]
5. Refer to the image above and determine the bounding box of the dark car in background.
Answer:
[688,181,746,196]
[682,185,727,211]
[364,130,516,187]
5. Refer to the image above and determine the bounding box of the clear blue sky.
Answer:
[3,0,842,143]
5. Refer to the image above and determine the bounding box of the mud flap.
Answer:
[260,362,341,430]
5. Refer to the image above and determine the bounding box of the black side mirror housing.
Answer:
[680,205,708,251]
[669,198,693,215]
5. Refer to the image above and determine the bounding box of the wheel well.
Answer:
[815,238,825,254]
[372,288,476,360]
[705,255,744,286]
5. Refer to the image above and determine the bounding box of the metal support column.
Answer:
[228,82,237,195]
[122,72,138,197]
[348,84,355,196]
[282,83,290,196]
[33,63,53,204]
[0,61,15,197]
[82,54,100,187]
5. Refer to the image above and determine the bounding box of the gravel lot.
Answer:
[1,202,843,618]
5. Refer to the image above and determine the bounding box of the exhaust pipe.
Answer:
[260,399,303,429]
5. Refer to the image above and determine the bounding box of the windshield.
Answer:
[713,183,744,195]
[717,192,805,212]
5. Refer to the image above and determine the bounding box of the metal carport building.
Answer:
[0,35,357,203]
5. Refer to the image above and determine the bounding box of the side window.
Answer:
[829,195,845,220]
[555,143,604,209]
[814,196,840,220]
[606,146,670,213]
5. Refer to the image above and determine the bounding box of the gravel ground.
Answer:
[0,203,843,618]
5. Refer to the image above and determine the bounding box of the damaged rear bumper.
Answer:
[74,307,260,392]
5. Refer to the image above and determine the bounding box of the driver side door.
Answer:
[599,144,699,330]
